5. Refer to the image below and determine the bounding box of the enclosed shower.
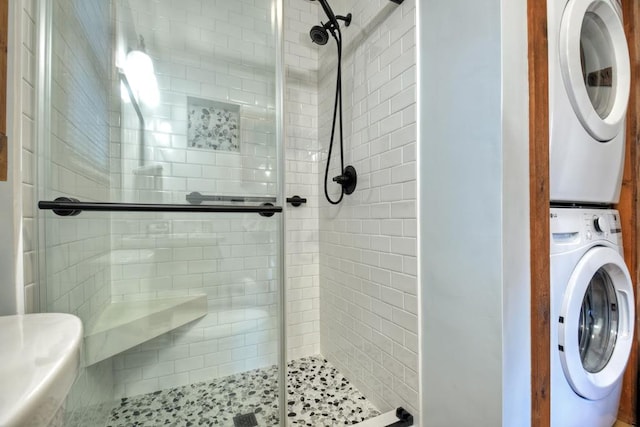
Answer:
[33,0,417,425]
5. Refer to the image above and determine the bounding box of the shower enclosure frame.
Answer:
[34,0,289,424]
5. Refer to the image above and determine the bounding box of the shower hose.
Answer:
[324,25,345,205]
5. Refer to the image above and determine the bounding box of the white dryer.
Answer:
[548,0,631,204]
[551,208,635,427]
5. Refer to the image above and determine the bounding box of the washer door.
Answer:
[559,0,630,141]
[558,246,634,400]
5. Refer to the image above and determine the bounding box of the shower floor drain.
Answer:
[233,412,258,427]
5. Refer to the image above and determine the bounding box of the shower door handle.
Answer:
[186,192,307,207]
[38,197,283,217]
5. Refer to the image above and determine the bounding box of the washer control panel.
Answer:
[583,211,622,240]
[550,208,623,253]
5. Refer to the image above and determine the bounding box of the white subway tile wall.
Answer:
[21,0,37,314]
[44,0,115,424]
[109,213,282,398]
[284,0,321,361]
[112,1,278,205]
[317,0,418,417]
[47,0,113,326]
[109,0,283,397]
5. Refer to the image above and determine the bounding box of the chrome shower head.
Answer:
[310,25,329,45]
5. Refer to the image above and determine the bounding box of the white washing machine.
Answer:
[548,0,631,204]
[551,208,635,426]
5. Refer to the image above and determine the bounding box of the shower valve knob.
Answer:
[332,165,357,195]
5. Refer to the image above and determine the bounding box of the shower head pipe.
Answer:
[313,0,340,29]
[312,0,352,29]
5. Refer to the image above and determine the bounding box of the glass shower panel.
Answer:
[37,0,285,425]
[114,0,279,205]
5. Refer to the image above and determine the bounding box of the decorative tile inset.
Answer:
[187,97,240,152]
[106,356,380,426]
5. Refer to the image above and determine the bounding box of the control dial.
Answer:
[593,216,609,233]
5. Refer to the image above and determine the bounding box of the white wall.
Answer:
[20,0,37,315]
[318,0,419,417]
[109,0,327,397]
[109,0,283,397]
[43,1,115,424]
[418,0,530,425]
[284,0,322,360]
[500,0,531,423]
[112,1,279,205]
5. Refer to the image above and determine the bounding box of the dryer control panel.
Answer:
[550,208,623,254]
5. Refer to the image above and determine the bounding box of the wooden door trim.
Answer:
[617,1,639,423]
[528,0,551,425]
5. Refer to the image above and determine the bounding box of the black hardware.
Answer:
[310,24,331,45]
[310,11,352,45]
[332,165,357,195]
[311,0,350,32]
[186,192,307,208]
[389,0,404,3]
[50,197,83,216]
[385,407,413,427]
[38,197,282,217]
[337,13,352,26]
[286,196,307,207]
[259,203,275,217]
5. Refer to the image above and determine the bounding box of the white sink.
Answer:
[0,313,83,427]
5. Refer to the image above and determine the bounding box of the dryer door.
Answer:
[558,246,634,400]
[559,0,630,141]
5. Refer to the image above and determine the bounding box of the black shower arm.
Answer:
[314,0,403,26]
[314,0,340,28]
[314,0,403,30]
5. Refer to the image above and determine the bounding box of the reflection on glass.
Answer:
[578,269,618,373]
[580,11,615,119]
[122,43,159,107]
[40,0,283,425]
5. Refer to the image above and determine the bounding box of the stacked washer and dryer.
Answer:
[548,0,635,426]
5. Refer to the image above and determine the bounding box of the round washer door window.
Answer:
[559,0,630,141]
[558,246,634,401]
[578,269,618,373]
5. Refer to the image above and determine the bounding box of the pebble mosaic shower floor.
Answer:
[106,356,380,426]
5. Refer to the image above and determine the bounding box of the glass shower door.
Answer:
[36,0,285,425]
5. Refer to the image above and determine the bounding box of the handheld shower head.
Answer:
[309,0,351,46]
[310,25,329,45]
